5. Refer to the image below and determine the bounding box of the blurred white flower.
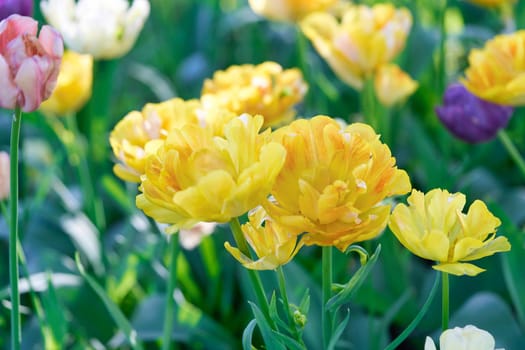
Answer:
[425,325,504,350]
[0,152,9,201]
[40,0,150,59]
[179,222,217,250]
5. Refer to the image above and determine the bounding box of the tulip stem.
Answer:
[9,106,22,350]
[277,266,301,341]
[441,272,449,331]
[498,130,525,179]
[162,234,180,350]
[229,218,275,329]
[322,246,333,349]
[361,78,378,131]
[437,0,448,94]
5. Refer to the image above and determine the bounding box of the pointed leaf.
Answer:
[248,302,286,350]
[242,319,258,350]
[327,309,350,350]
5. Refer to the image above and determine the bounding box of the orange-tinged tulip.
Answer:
[374,64,418,107]
[201,62,307,128]
[389,189,511,276]
[462,30,525,106]
[301,4,412,90]
[265,116,411,251]
[467,0,514,7]
[136,114,286,232]
[225,207,302,270]
[248,0,338,22]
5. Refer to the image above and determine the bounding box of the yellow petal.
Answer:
[433,262,485,276]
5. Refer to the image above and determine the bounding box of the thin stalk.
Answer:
[441,272,449,331]
[9,105,22,350]
[498,130,525,179]
[322,246,333,349]
[276,266,300,340]
[229,217,274,328]
[360,78,378,131]
[162,235,180,350]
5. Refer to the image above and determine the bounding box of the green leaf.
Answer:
[242,319,258,350]
[271,331,306,350]
[248,302,286,350]
[269,292,291,332]
[327,309,350,350]
[75,254,144,350]
[326,244,381,311]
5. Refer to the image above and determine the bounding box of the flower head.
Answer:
[389,189,511,276]
[265,116,411,251]
[374,64,418,107]
[136,114,286,232]
[0,14,63,112]
[462,30,525,106]
[301,4,412,90]
[425,325,504,350]
[436,84,513,143]
[39,50,92,116]
[179,222,217,250]
[202,62,307,128]
[466,0,514,7]
[248,0,338,22]
[40,0,150,59]
[0,0,33,20]
[0,151,9,200]
[225,207,303,270]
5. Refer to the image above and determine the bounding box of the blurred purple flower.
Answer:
[0,0,33,20]
[436,83,513,143]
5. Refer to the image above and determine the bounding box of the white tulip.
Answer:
[40,0,150,59]
[425,325,504,350]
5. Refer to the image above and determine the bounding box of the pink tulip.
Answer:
[0,151,8,200]
[0,14,63,112]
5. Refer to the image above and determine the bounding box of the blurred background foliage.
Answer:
[1,0,525,349]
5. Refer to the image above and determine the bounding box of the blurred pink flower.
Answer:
[0,151,9,200]
[0,14,63,112]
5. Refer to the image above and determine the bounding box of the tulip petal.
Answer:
[0,55,18,109]
[433,262,485,276]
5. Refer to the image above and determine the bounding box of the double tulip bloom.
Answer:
[40,0,150,59]
[0,14,63,112]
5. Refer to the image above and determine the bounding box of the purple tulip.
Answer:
[436,83,513,143]
[0,0,33,20]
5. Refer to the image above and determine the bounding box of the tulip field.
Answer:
[1,0,525,349]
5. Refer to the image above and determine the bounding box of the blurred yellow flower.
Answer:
[39,51,93,116]
[389,189,511,276]
[0,152,9,201]
[462,30,525,106]
[248,0,338,22]
[467,0,514,7]
[136,114,286,231]
[265,116,411,251]
[374,64,418,107]
[201,62,307,128]
[225,207,302,270]
[301,3,412,90]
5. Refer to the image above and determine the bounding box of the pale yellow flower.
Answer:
[265,116,411,251]
[225,207,303,270]
[425,325,504,350]
[301,3,412,90]
[389,189,511,276]
[374,64,418,107]
[0,152,9,201]
[136,114,286,232]
[248,0,339,22]
[179,222,217,250]
[201,62,307,128]
[462,30,525,106]
[39,51,93,116]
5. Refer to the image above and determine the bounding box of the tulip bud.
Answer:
[436,84,513,143]
[0,14,63,112]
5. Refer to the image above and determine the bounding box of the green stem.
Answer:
[229,217,274,329]
[441,272,449,331]
[384,272,440,350]
[9,106,22,350]
[322,246,333,349]
[361,78,378,130]
[498,130,525,180]
[277,266,300,340]
[437,0,448,95]
[162,235,180,350]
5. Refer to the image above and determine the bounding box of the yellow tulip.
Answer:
[225,207,303,270]
[389,189,511,276]
[39,51,93,116]
[462,30,525,106]
[201,62,307,128]
[374,64,418,107]
[136,114,286,232]
[301,3,412,90]
[265,116,411,251]
[248,0,338,22]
